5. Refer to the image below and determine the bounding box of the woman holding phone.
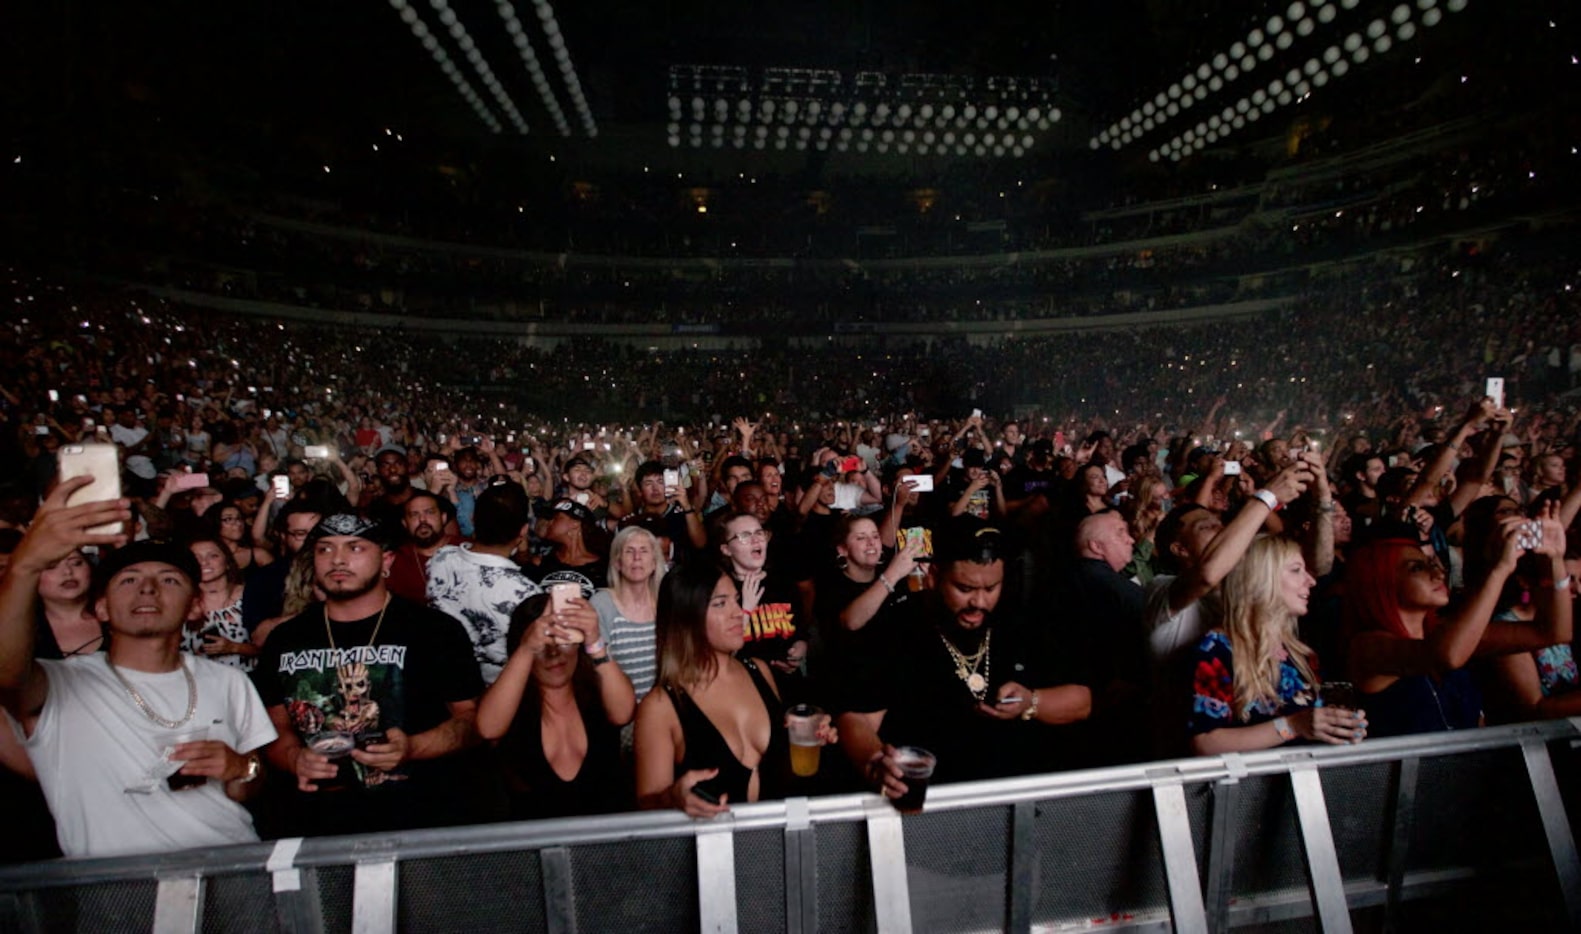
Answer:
[1344,501,1570,736]
[477,592,636,819]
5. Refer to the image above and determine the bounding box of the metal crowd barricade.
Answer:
[1,720,1577,933]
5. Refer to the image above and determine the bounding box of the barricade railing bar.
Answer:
[1,719,1577,934]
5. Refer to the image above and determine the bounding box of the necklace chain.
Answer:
[939,630,992,702]
[324,596,391,658]
[108,658,197,729]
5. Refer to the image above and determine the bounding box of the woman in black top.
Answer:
[635,561,831,817]
[477,592,636,819]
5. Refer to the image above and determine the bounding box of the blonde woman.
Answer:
[1187,536,1367,754]
[589,525,667,702]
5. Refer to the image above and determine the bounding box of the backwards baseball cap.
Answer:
[932,516,1006,567]
[563,455,594,471]
[550,498,595,525]
[93,540,201,595]
[307,513,395,549]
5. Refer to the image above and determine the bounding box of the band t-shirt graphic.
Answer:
[252,597,483,833]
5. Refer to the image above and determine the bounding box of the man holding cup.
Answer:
[837,517,1092,810]
[0,478,275,857]
[253,514,485,836]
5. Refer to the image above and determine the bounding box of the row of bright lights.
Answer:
[493,0,570,135]
[388,0,595,137]
[389,0,502,133]
[1147,0,1469,161]
[529,0,597,136]
[428,0,529,133]
[1095,0,1468,152]
[666,123,1038,156]
[668,97,1061,132]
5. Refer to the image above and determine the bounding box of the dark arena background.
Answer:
[1,0,1580,931]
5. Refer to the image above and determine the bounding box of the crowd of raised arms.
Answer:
[0,260,1580,861]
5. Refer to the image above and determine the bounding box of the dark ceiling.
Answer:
[0,0,1567,188]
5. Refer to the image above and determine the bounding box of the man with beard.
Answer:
[837,518,1092,790]
[254,514,484,836]
[387,491,459,604]
[365,446,416,530]
[0,479,275,857]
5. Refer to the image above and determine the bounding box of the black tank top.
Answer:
[667,660,788,804]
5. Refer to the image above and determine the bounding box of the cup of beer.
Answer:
[891,746,937,814]
[1321,681,1357,711]
[785,704,825,777]
[307,730,357,791]
[164,726,210,792]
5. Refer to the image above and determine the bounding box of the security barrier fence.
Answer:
[1,719,1578,933]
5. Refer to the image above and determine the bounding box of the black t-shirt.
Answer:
[730,568,805,666]
[787,510,841,583]
[252,596,485,835]
[842,595,1080,782]
[812,560,915,710]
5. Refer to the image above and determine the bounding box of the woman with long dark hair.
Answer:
[477,592,636,819]
[635,560,828,816]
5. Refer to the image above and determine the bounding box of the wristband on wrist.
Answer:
[1273,716,1295,741]
[878,574,895,594]
[1020,689,1040,721]
[1251,489,1280,512]
[1554,575,1573,591]
[585,638,607,656]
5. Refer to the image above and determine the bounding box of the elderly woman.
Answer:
[590,525,667,703]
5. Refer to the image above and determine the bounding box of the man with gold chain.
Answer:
[253,513,485,835]
[837,517,1093,800]
[0,477,276,857]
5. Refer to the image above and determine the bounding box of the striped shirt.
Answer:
[589,589,657,702]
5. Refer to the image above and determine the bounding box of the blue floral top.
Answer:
[1534,643,1578,698]
[1188,630,1320,735]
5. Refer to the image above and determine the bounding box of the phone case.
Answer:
[58,444,123,536]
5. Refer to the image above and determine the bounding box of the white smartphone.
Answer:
[1223,462,1243,476]
[58,444,123,536]
[304,444,330,459]
[1485,377,1505,410]
[272,475,291,499]
[900,474,934,493]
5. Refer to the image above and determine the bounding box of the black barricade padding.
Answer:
[733,827,788,933]
[569,837,698,933]
[901,804,1012,932]
[398,850,543,933]
[200,873,282,934]
[1029,789,1178,924]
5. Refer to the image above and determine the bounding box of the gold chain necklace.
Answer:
[324,595,390,659]
[108,658,197,729]
[939,629,992,702]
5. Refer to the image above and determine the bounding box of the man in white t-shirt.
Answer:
[109,406,159,484]
[0,480,275,858]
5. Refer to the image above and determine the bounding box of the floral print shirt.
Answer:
[1188,629,1319,735]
